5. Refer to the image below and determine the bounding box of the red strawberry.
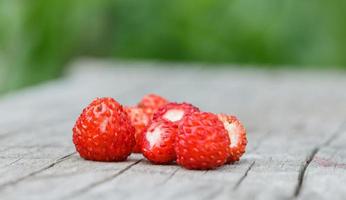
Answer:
[218,114,247,163]
[73,97,135,161]
[176,112,230,170]
[124,106,150,153]
[138,94,169,118]
[142,120,177,164]
[153,102,200,124]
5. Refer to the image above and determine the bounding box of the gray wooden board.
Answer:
[0,59,346,200]
[298,125,346,200]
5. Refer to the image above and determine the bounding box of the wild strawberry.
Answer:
[72,97,135,161]
[176,112,230,170]
[153,102,200,124]
[218,114,247,163]
[142,120,177,164]
[124,106,150,153]
[138,94,169,118]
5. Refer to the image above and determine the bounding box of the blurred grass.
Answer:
[0,0,346,94]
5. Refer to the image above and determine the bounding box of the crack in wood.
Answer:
[161,168,179,185]
[29,172,80,181]
[226,129,269,192]
[0,152,75,190]
[228,130,268,192]
[5,157,23,167]
[293,121,346,198]
[233,161,256,190]
[66,159,142,199]
[294,148,318,197]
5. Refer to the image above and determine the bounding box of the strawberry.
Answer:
[153,102,200,124]
[218,114,247,163]
[176,112,230,170]
[138,94,169,118]
[72,97,135,161]
[124,106,150,153]
[142,120,177,164]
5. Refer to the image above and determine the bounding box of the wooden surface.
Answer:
[0,59,346,200]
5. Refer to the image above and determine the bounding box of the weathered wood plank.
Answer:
[0,60,206,198]
[223,119,344,200]
[298,124,346,200]
[0,61,165,188]
[1,59,346,200]
[0,155,140,200]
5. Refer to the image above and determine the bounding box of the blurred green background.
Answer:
[1,0,346,94]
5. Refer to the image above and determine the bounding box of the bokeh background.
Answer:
[1,0,345,94]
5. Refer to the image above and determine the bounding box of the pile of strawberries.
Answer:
[72,94,247,170]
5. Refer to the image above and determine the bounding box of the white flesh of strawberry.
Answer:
[163,109,184,122]
[147,125,162,148]
[224,122,239,148]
